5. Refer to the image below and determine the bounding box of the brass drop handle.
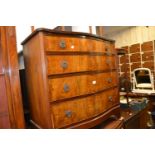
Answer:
[61,60,68,69]
[63,84,70,92]
[59,40,66,48]
[65,110,72,118]
[108,96,113,102]
[107,78,112,83]
[105,51,111,56]
[106,59,111,65]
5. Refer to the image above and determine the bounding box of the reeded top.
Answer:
[21,28,115,45]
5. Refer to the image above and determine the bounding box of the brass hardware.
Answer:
[65,110,72,118]
[63,84,70,92]
[108,96,113,102]
[107,78,112,83]
[59,40,66,48]
[106,59,111,65]
[105,51,111,56]
[61,60,68,69]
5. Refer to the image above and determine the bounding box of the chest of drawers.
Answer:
[22,28,120,128]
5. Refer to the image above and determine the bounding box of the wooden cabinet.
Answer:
[0,26,25,128]
[22,28,120,128]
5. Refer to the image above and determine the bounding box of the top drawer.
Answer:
[44,35,111,53]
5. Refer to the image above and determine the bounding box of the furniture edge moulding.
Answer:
[0,26,25,128]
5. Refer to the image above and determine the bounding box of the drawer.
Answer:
[130,53,141,62]
[119,55,129,64]
[0,76,9,113]
[46,55,117,75]
[120,63,130,72]
[80,38,105,52]
[142,61,154,70]
[48,71,118,102]
[44,35,109,53]
[142,51,154,61]
[141,41,153,51]
[51,87,119,128]
[129,43,140,53]
[44,36,80,52]
[131,62,141,71]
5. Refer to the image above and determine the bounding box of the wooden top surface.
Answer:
[21,28,115,45]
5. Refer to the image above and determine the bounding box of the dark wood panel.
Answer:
[141,41,153,51]
[130,53,141,62]
[48,71,118,102]
[129,43,140,53]
[142,51,154,61]
[47,55,116,75]
[51,87,119,128]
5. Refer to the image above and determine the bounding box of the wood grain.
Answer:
[46,55,116,75]
[48,71,118,102]
[51,87,119,128]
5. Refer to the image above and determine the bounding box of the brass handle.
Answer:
[107,78,112,83]
[106,59,111,65]
[105,51,111,56]
[63,84,70,92]
[108,96,113,102]
[65,110,72,118]
[59,40,66,48]
[60,60,68,69]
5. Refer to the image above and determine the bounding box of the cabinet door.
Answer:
[0,76,11,128]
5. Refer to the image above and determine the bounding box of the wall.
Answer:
[105,26,155,48]
[110,27,155,88]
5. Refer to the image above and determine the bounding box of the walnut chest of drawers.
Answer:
[22,28,120,129]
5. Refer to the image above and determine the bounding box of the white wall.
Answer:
[16,26,57,53]
[105,26,155,48]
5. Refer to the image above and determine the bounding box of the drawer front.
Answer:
[129,43,140,53]
[131,62,141,71]
[48,71,118,102]
[44,36,80,52]
[142,51,154,61]
[80,38,105,52]
[51,87,119,128]
[141,41,153,51]
[44,36,112,53]
[120,63,130,72]
[142,61,154,71]
[119,55,129,64]
[47,55,116,75]
[130,53,141,62]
